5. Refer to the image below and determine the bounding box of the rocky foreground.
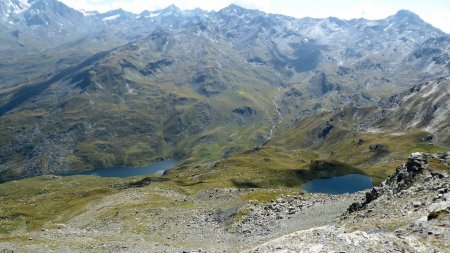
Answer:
[247,152,450,252]
[0,152,449,252]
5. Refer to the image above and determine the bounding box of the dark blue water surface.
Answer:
[300,174,373,195]
[68,160,178,178]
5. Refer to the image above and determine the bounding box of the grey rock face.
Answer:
[348,152,449,213]
[246,153,450,252]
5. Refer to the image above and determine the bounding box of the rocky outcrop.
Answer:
[233,106,257,125]
[318,120,334,139]
[248,152,450,252]
[231,194,356,237]
[308,72,340,97]
[348,152,449,213]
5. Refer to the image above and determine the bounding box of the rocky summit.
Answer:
[0,1,449,252]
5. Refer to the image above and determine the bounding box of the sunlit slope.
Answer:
[0,29,283,181]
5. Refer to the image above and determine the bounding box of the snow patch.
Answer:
[14,0,30,14]
[147,12,160,18]
[102,14,121,21]
[80,9,97,16]
[3,0,30,15]
[384,23,394,31]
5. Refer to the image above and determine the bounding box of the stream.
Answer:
[266,87,284,140]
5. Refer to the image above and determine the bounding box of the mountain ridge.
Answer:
[0,1,447,87]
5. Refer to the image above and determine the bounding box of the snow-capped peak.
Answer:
[2,0,31,16]
[147,12,160,18]
[79,9,98,16]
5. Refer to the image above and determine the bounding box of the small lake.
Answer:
[300,174,373,195]
[68,160,178,178]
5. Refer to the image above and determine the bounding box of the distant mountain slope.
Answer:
[1,2,448,88]
[0,29,282,182]
[276,76,450,144]
[361,76,450,145]
[0,2,449,181]
[270,76,449,181]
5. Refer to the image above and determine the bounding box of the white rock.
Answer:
[412,201,422,207]
[428,201,450,212]
[309,244,324,252]
[361,231,370,239]
[345,237,352,245]
[415,216,428,224]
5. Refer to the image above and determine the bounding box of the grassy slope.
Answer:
[1,145,448,240]
[0,176,123,234]
[0,173,298,237]
[0,32,283,181]
[270,108,449,183]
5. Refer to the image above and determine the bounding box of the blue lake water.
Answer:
[68,160,178,178]
[300,174,373,195]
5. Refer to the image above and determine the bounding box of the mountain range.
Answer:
[1,1,450,252]
[0,0,449,182]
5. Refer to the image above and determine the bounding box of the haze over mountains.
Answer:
[0,0,449,182]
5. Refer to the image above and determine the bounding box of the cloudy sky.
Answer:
[60,0,450,33]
